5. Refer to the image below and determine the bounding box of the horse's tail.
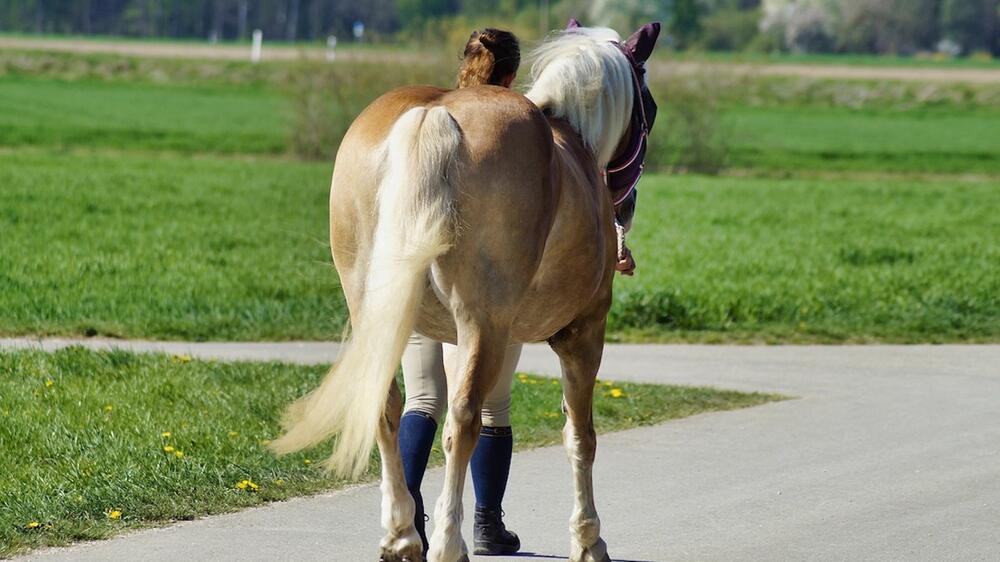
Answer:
[270,106,459,478]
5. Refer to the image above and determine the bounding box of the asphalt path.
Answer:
[5,340,999,562]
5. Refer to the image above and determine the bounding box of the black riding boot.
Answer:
[474,505,521,555]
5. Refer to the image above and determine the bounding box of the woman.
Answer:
[397,28,524,557]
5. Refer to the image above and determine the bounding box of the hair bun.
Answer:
[457,28,520,88]
[478,30,497,47]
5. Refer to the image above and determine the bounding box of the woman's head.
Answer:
[456,28,520,88]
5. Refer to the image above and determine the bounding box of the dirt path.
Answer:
[4,36,999,83]
[0,36,430,64]
[656,60,1000,84]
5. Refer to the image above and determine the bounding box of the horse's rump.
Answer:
[331,84,609,345]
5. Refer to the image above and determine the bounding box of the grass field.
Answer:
[0,346,780,557]
[2,149,996,343]
[0,77,287,154]
[722,107,1000,174]
[0,51,997,343]
[0,150,342,341]
[614,175,1000,342]
[3,70,999,174]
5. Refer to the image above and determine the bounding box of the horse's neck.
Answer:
[546,116,603,195]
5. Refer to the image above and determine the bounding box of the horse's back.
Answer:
[331,85,556,325]
[331,84,606,344]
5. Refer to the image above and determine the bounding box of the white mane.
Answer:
[525,27,635,167]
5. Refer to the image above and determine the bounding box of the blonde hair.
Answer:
[525,27,634,166]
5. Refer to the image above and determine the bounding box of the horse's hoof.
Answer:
[379,549,422,562]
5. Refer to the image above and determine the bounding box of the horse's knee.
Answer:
[449,395,480,429]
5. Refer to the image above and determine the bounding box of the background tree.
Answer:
[941,0,999,54]
[670,0,702,48]
[838,0,940,54]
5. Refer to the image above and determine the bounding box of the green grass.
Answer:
[0,346,781,557]
[720,107,1000,174]
[2,149,997,343]
[0,150,344,341]
[4,74,998,175]
[611,174,1000,342]
[4,52,1000,174]
[0,77,288,154]
[0,51,997,343]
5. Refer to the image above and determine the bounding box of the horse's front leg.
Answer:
[549,310,612,562]
[377,381,425,562]
[428,328,508,562]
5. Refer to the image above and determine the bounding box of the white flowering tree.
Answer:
[760,0,839,52]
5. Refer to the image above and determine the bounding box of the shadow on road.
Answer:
[513,552,658,562]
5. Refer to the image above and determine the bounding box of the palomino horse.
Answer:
[271,22,660,562]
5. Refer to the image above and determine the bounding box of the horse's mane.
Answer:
[525,27,634,167]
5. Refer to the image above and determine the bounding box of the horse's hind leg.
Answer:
[377,381,425,562]
[428,325,509,562]
[549,306,613,562]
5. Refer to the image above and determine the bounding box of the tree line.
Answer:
[0,0,997,56]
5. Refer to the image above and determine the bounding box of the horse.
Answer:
[270,22,661,562]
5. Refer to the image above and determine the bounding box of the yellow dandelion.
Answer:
[171,354,192,364]
[161,432,172,438]
[235,479,259,492]
[609,388,625,398]
[45,379,54,388]
[163,445,175,453]
[103,405,113,413]
[227,431,239,438]
[303,459,312,465]
[274,479,285,486]
[106,509,122,520]
[26,521,41,530]
[174,451,184,458]
[603,381,614,387]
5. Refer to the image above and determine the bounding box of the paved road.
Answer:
[7,340,1000,562]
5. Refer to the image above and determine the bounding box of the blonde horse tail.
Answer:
[270,106,460,478]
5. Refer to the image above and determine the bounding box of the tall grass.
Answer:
[284,59,455,159]
[649,69,730,174]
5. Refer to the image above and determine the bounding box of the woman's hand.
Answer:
[615,220,636,276]
[616,244,636,276]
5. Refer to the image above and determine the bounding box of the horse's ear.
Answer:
[624,22,661,63]
[566,18,582,29]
